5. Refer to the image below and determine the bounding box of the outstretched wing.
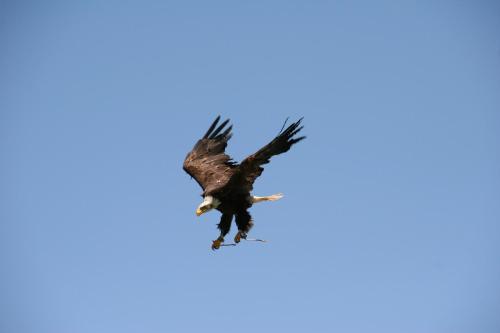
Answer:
[235,118,305,192]
[183,116,236,195]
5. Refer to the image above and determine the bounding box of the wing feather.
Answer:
[183,116,236,195]
[235,118,305,192]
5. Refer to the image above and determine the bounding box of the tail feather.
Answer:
[252,193,284,203]
[266,193,284,201]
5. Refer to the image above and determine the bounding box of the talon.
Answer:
[234,231,247,243]
[211,237,224,250]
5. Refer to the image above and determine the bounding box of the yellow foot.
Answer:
[234,231,247,243]
[211,237,224,250]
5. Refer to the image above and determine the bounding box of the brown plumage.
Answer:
[183,116,305,249]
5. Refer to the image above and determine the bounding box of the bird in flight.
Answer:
[183,116,305,250]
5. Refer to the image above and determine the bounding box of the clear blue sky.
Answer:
[2,1,500,332]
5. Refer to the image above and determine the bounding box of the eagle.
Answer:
[183,116,305,250]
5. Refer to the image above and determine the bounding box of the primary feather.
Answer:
[236,117,305,192]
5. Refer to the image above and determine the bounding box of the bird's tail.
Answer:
[252,193,284,203]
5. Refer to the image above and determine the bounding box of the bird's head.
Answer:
[196,196,221,216]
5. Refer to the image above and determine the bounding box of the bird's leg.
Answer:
[211,236,224,250]
[213,213,232,250]
[234,211,253,244]
[251,193,284,204]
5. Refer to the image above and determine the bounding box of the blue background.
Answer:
[2,1,500,332]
